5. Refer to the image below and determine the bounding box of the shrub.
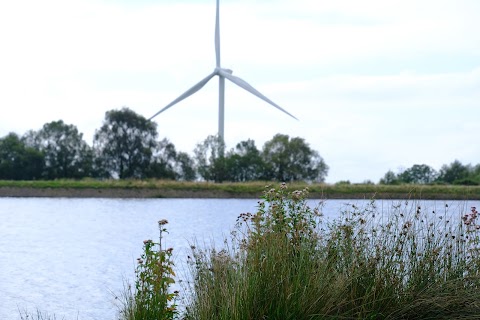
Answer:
[453,178,479,186]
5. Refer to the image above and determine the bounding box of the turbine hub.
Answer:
[214,67,233,75]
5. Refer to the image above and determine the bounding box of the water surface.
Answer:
[0,197,476,319]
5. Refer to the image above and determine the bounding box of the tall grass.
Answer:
[18,309,67,320]
[183,184,480,319]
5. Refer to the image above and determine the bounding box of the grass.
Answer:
[181,184,480,319]
[1,179,480,199]
[18,309,70,320]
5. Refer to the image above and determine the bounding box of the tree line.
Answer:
[379,161,480,185]
[0,107,329,182]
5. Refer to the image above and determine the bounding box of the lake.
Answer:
[0,197,476,320]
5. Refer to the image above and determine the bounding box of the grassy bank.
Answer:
[1,179,480,199]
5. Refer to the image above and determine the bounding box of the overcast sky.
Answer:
[0,0,479,183]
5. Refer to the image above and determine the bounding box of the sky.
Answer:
[0,0,479,183]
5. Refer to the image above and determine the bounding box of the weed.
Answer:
[117,219,178,320]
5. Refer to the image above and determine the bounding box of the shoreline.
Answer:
[1,186,479,200]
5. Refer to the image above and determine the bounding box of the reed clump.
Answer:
[183,184,480,319]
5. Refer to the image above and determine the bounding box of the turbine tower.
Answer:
[149,0,297,140]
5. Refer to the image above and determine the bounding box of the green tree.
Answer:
[225,139,265,182]
[193,135,226,182]
[436,160,471,184]
[397,164,438,184]
[470,164,480,184]
[93,108,158,179]
[262,134,328,182]
[0,133,44,180]
[148,138,177,179]
[379,170,399,185]
[23,120,93,179]
[174,151,196,181]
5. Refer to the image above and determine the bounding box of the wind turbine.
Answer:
[149,0,297,140]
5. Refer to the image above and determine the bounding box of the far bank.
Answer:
[1,180,480,199]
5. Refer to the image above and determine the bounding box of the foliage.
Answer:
[224,139,265,182]
[93,108,158,179]
[7,108,480,186]
[118,220,178,320]
[398,164,438,184]
[184,184,480,319]
[262,133,328,182]
[381,161,479,186]
[174,152,196,181]
[437,159,471,184]
[184,184,322,320]
[0,133,44,180]
[148,139,197,181]
[453,178,479,186]
[379,170,400,185]
[23,120,93,179]
[0,113,330,182]
[148,138,178,180]
[193,135,226,182]
[380,164,438,185]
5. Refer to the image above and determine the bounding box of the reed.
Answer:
[183,184,480,319]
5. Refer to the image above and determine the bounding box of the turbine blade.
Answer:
[215,0,220,67]
[218,69,298,120]
[149,72,216,120]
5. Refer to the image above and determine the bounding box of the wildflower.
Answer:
[158,219,168,225]
[403,221,412,229]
